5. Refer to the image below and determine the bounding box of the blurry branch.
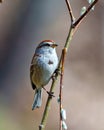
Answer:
[0,0,2,3]
[59,48,67,130]
[39,0,99,130]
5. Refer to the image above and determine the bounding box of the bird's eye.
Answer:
[38,43,51,49]
[44,43,51,47]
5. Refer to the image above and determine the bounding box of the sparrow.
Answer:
[30,40,58,110]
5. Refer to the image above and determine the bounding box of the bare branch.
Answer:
[59,48,67,130]
[38,1,99,130]
[65,0,75,23]
[73,0,99,27]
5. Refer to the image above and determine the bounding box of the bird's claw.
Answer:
[42,87,55,98]
[56,68,61,75]
[52,68,61,80]
[47,91,55,98]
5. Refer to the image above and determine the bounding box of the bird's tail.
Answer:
[32,88,42,110]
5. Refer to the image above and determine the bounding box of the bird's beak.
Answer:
[51,43,58,48]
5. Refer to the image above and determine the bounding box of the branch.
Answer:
[73,0,99,28]
[39,0,99,130]
[59,48,67,130]
[65,0,75,23]
[64,0,99,50]
[39,75,59,130]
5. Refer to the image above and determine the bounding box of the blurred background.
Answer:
[0,0,104,130]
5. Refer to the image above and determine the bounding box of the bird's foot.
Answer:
[42,87,55,98]
[47,91,55,98]
[55,68,61,75]
[52,68,61,80]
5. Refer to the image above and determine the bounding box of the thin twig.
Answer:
[65,0,99,50]
[73,0,99,28]
[65,0,75,23]
[59,69,63,130]
[59,48,67,130]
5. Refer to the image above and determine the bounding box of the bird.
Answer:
[30,40,58,110]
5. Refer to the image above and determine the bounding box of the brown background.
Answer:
[0,0,104,130]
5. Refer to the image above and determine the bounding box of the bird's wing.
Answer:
[30,53,42,90]
[30,64,36,90]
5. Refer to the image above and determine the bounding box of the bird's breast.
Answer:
[32,53,58,88]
